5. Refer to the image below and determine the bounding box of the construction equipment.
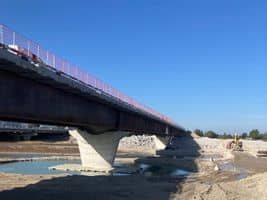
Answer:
[226,134,243,151]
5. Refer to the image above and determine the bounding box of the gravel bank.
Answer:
[194,137,267,157]
[118,135,158,153]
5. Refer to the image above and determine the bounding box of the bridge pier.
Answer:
[152,135,169,150]
[69,129,129,172]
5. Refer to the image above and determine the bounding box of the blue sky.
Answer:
[1,0,267,133]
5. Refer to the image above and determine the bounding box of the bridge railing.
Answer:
[0,24,177,127]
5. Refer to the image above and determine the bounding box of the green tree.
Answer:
[222,133,233,139]
[249,129,260,140]
[241,132,248,139]
[261,133,267,141]
[194,129,204,137]
[205,130,218,138]
[185,130,192,137]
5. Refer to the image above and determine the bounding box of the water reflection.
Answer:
[0,153,75,159]
[221,163,249,180]
[0,160,81,175]
[0,158,193,177]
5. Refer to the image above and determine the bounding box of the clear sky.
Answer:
[1,0,266,133]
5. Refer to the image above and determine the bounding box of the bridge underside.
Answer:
[0,69,167,134]
[0,50,184,135]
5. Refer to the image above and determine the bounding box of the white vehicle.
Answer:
[7,44,19,55]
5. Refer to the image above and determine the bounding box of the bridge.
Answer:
[0,24,185,171]
[0,127,68,141]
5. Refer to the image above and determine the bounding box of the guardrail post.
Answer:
[27,41,30,56]
[46,51,49,64]
[37,45,40,57]
[62,60,65,72]
[12,31,16,45]
[86,73,89,85]
[53,55,56,68]
[0,25,3,44]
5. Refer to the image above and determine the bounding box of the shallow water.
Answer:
[0,153,74,159]
[0,160,81,175]
[184,154,222,161]
[198,154,222,161]
[221,164,246,172]
[0,155,249,179]
[171,169,191,176]
[221,163,249,179]
[0,156,193,177]
[1,153,258,180]
[236,173,249,180]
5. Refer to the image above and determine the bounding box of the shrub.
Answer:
[241,132,248,139]
[249,129,260,140]
[194,129,204,137]
[205,131,218,138]
[219,133,233,139]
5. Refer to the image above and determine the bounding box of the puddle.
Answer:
[0,158,193,177]
[171,169,191,176]
[183,154,222,161]
[0,153,257,180]
[139,163,150,172]
[0,153,74,159]
[198,154,222,161]
[236,173,249,180]
[220,163,250,180]
[137,164,193,177]
[112,172,132,176]
[0,160,81,175]
[221,164,246,172]
[114,161,193,177]
[0,153,197,177]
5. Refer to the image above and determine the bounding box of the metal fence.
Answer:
[0,24,177,126]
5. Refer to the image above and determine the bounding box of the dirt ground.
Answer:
[0,170,266,200]
[171,172,267,200]
[0,137,266,200]
[0,140,79,154]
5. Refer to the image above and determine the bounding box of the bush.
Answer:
[249,129,260,140]
[205,131,218,138]
[219,133,233,139]
[261,133,267,141]
[241,132,248,139]
[194,129,204,137]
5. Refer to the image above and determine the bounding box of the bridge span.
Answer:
[0,24,185,171]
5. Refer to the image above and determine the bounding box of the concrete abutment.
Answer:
[69,129,171,172]
[69,129,129,172]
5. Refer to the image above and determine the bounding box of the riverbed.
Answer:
[0,138,266,200]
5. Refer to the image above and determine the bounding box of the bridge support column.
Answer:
[69,129,129,172]
[152,135,169,150]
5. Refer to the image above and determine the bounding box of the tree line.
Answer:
[193,129,267,141]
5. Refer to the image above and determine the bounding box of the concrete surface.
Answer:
[70,129,129,171]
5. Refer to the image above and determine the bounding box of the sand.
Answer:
[0,171,266,200]
[0,136,266,199]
